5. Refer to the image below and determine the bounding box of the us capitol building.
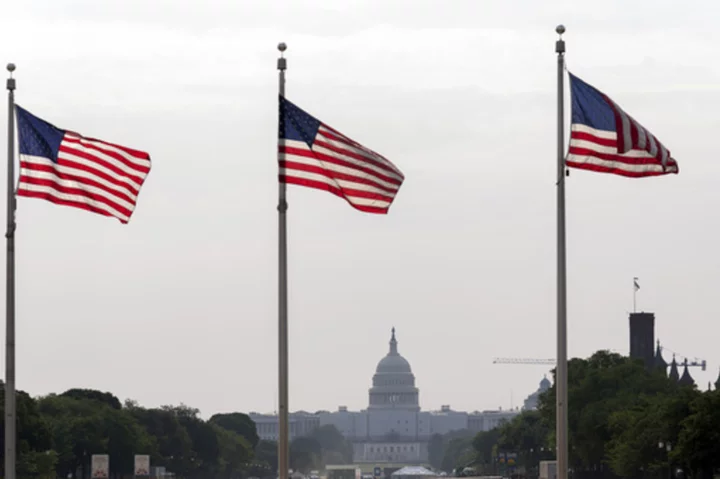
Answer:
[250,329,545,464]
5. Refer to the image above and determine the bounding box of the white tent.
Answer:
[391,466,437,479]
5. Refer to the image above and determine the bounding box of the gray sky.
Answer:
[1,0,719,418]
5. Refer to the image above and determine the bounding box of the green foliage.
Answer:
[212,423,254,478]
[2,386,258,479]
[281,424,354,473]
[472,428,500,466]
[309,424,353,465]
[672,390,720,475]
[538,351,676,470]
[0,383,55,477]
[60,389,122,410]
[425,429,480,473]
[427,433,444,469]
[440,433,475,472]
[494,410,553,474]
[289,436,322,473]
[125,402,193,474]
[253,439,279,474]
[465,350,720,479]
[210,412,260,449]
[606,386,700,477]
[17,449,58,479]
[6,350,720,479]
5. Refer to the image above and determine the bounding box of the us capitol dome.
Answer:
[368,328,420,411]
[250,328,528,465]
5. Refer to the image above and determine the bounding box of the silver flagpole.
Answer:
[555,26,569,479]
[276,43,290,479]
[5,62,17,479]
[633,277,638,313]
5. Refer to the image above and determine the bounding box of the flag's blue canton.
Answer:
[279,96,320,147]
[15,105,64,163]
[569,74,616,132]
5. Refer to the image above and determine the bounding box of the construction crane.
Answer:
[493,349,707,371]
[660,346,707,371]
[493,358,555,365]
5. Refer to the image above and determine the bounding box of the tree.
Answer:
[61,389,122,410]
[672,389,720,477]
[309,425,353,465]
[38,392,154,479]
[10,354,720,479]
[37,394,109,479]
[126,403,194,475]
[3,385,268,479]
[289,436,321,473]
[0,384,55,478]
[428,434,444,469]
[212,423,253,479]
[17,449,58,479]
[103,406,155,477]
[210,413,260,449]
[440,436,474,473]
[472,428,500,467]
[539,350,673,470]
[606,386,699,477]
[496,410,552,474]
[164,405,221,478]
[254,440,279,475]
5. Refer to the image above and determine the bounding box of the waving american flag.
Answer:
[566,73,679,177]
[278,96,404,214]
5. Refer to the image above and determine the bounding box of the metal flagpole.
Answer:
[555,25,569,479]
[5,62,17,479]
[633,277,638,313]
[276,43,290,479]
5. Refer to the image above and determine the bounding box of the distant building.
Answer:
[678,360,695,387]
[523,376,552,410]
[627,310,699,387]
[654,341,696,387]
[250,328,521,464]
[629,312,655,370]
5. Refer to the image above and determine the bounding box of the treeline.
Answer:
[440,351,720,479]
[287,426,353,473]
[0,384,279,479]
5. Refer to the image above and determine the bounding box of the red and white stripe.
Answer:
[609,98,671,168]
[279,124,404,214]
[566,124,679,178]
[18,133,151,223]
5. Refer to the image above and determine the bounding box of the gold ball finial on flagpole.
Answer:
[556,25,566,35]
[6,63,16,89]
[277,43,287,71]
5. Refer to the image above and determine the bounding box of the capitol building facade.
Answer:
[250,329,534,464]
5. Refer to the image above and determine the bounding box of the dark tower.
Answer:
[629,312,655,370]
[669,356,680,381]
[679,359,695,387]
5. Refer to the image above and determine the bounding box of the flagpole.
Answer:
[5,62,17,479]
[633,277,638,313]
[555,25,569,479]
[276,42,290,479]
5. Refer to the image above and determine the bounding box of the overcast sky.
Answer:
[0,0,719,418]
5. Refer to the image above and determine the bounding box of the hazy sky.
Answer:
[1,0,719,418]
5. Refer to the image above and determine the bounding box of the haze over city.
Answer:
[0,0,719,419]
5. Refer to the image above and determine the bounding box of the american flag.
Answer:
[15,106,151,223]
[566,73,679,177]
[278,96,404,214]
